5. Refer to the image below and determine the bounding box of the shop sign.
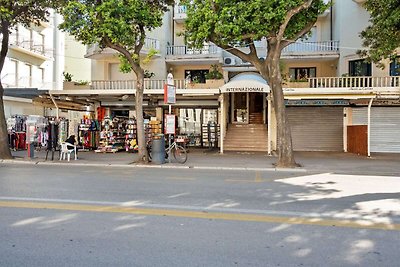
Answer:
[285,99,349,106]
[224,87,267,93]
[350,99,400,106]
[164,84,176,104]
[165,114,175,134]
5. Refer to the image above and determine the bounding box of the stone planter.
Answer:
[63,81,91,90]
[284,81,310,88]
[205,79,225,88]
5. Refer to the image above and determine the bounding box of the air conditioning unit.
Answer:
[224,57,236,66]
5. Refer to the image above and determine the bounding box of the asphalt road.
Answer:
[0,164,399,267]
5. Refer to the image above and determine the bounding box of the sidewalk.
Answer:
[2,148,400,174]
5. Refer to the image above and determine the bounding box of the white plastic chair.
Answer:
[59,142,77,161]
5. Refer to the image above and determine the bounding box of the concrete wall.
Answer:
[64,34,92,82]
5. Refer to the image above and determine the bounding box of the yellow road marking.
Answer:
[1,200,399,231]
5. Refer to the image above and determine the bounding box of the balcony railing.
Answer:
[166,45,219,56]
[90,76,400,91]
[91,79,187,90]
[309,76,400,88]
[144,37,160,51]
[8,34,53,58]
[283,41,339,54]
[175,5,187,14]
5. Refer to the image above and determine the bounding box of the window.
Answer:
[390,57,400,76]
[184,69,209,83]
[349,59,371,76]
[289,67,316,81]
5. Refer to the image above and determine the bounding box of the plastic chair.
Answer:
[59,142,77,161]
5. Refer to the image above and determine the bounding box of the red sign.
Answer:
[164,84,176,104]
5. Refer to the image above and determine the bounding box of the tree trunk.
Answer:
[135,70,148,162]
[265,47,298,168]
[0,22,12,159]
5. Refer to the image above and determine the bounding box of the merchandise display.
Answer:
[79,118,100,150]
[96,116,135,153]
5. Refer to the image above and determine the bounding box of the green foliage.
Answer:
[181,0,328,48]
[59,0,172,67]
[359,0,400,65]
[63,71,73,82]
[205,64,223,80]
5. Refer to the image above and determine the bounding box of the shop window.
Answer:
[390,57,400,76]
[289,67,316,81]
[349,59,371,76]
[185,69,209,83]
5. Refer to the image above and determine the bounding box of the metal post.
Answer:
[267,95,272,156]
[367,97,374,157]
[220,94,224,154]
[168,104,172,163]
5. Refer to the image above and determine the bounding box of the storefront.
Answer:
[219,72,271,154]
[350,105,400,153]
[286,105,344,151]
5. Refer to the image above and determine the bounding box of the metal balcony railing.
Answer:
[283,41,339,53]
[8,34,53,58]
[166,44,219,56]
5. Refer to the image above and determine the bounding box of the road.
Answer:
[0,163,399,266]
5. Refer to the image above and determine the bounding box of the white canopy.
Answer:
[220,72,270,93]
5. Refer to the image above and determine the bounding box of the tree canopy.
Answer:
[182,0,328,50]
[360,0,400,63]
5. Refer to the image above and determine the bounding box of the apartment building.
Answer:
[50,0,400,155]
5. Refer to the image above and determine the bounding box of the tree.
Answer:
[0,0,60,159]
[359,0,400,65]
[59,0,173,162]
[182,0,329,167]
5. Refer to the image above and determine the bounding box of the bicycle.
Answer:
[147,138,187,164]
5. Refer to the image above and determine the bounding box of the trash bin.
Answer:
[151,134,165,164]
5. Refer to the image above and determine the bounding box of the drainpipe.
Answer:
[267,94,272,156]
[367,97,374,157]
[49,93,59,119]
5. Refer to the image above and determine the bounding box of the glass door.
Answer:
[231,93,248,123]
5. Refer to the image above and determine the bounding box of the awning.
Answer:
[220,72,270,93]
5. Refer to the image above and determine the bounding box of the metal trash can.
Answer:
[151,134,165,164]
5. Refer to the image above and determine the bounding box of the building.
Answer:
[49,0,400,155]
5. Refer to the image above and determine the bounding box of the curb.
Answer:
[0,159,307,172]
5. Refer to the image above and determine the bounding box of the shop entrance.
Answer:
[230,93,266,124]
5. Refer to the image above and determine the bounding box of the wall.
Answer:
[64,34,91,82]
[282,60,338,78]
[4,99,44,118]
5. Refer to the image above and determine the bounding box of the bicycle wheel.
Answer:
[173,145,187,164]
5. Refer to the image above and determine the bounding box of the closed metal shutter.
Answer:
[351,107,400,153]
[287,107,343,151]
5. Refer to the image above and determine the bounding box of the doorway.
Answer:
[230,93,266,124]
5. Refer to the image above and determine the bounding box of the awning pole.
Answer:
[267,95,272,156]
[367,97,374,157]
[49,93,59,120]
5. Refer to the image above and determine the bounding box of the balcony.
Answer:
[85,37,161,59]
[166,44,222,65]
[284,76,400,99]
[8,34,53,60]
[282,41,339,59]
[174,5,187,23]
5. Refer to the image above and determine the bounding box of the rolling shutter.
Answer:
[287,107,343,151]
[351,107,400,153]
